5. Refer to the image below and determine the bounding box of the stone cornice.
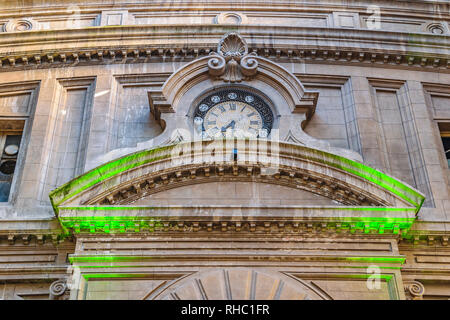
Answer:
[2,215,450,247]
[0,224,449,248]
[0,217,65,245]
[0,25,448,72]
[0,1,448,18]
[58,205,417,235]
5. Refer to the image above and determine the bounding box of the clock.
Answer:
[193,89,273,139]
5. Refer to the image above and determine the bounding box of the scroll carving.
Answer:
[49,279,68,300]
[404,280,425,300]
[208,33,258,83]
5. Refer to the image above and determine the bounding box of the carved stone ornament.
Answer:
[214,12,248,25]
[404,280,425,300]
[208,33,258,83]
[49,279,68,300]
[425,23,446,35]
[3,19,37,32]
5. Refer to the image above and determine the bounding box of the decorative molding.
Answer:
[214,12,248,25]
[149,33,319,128]
[57,76,96,88]
[49,279,68,300]
[0,1,448,19]
[422,82,450,95]
[90,164,384,207]
[424,22,448,35]
[3,228,450,246]
[9,220,450,242]
[58,208,416,236]
[100,10,130,26]
[0,2,448,34]
[400,230,450,246]
[404,280,425,300]
[332,12,360,29]
[0,26,448,72]
[208,33,258,83]
[36,76,96,204]
[367,78,405,90]
[0,233,68,246]
[0,80,40,117]
[0,46,448,72]
[3,18,37,32]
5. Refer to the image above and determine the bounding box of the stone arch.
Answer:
[49,139,424,235]
[50,139,423,209]
[144,268,331,300]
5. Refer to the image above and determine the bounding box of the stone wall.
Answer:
[0,0,448,299]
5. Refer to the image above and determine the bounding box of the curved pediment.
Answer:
[50,139,424,235]
[141,32,365,167]
[154,33,318,120]
[51,139,421,208]
[90,32,363,175]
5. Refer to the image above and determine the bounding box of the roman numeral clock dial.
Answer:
[194,90,274,139]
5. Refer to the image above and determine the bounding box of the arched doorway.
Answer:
[145,268,331,300]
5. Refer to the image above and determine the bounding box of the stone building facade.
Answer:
[0,0,449,300]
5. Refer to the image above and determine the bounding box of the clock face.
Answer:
[193,89,273,139]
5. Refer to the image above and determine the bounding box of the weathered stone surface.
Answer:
[0,0,449,300]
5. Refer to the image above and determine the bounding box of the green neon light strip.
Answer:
[325,159,422,209]
[58,213,414,235]
[304,149,424,210]
[82,273,151,280]
[60,220,413,235]
[61,206,417,212]
[49,140,425,213]
[337,266,402,270]
[49,145,174,207]
[290,146,423,210]
[81,272,393,281]
[69,255,405,264]
[58,214,415,222]
[344,257,405,264]
[75,264,403,270]
[329,274,393,281]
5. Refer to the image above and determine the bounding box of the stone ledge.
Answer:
[0,25,448,72]
[57,205,416,235]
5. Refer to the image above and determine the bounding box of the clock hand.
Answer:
[221,120,236,132]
